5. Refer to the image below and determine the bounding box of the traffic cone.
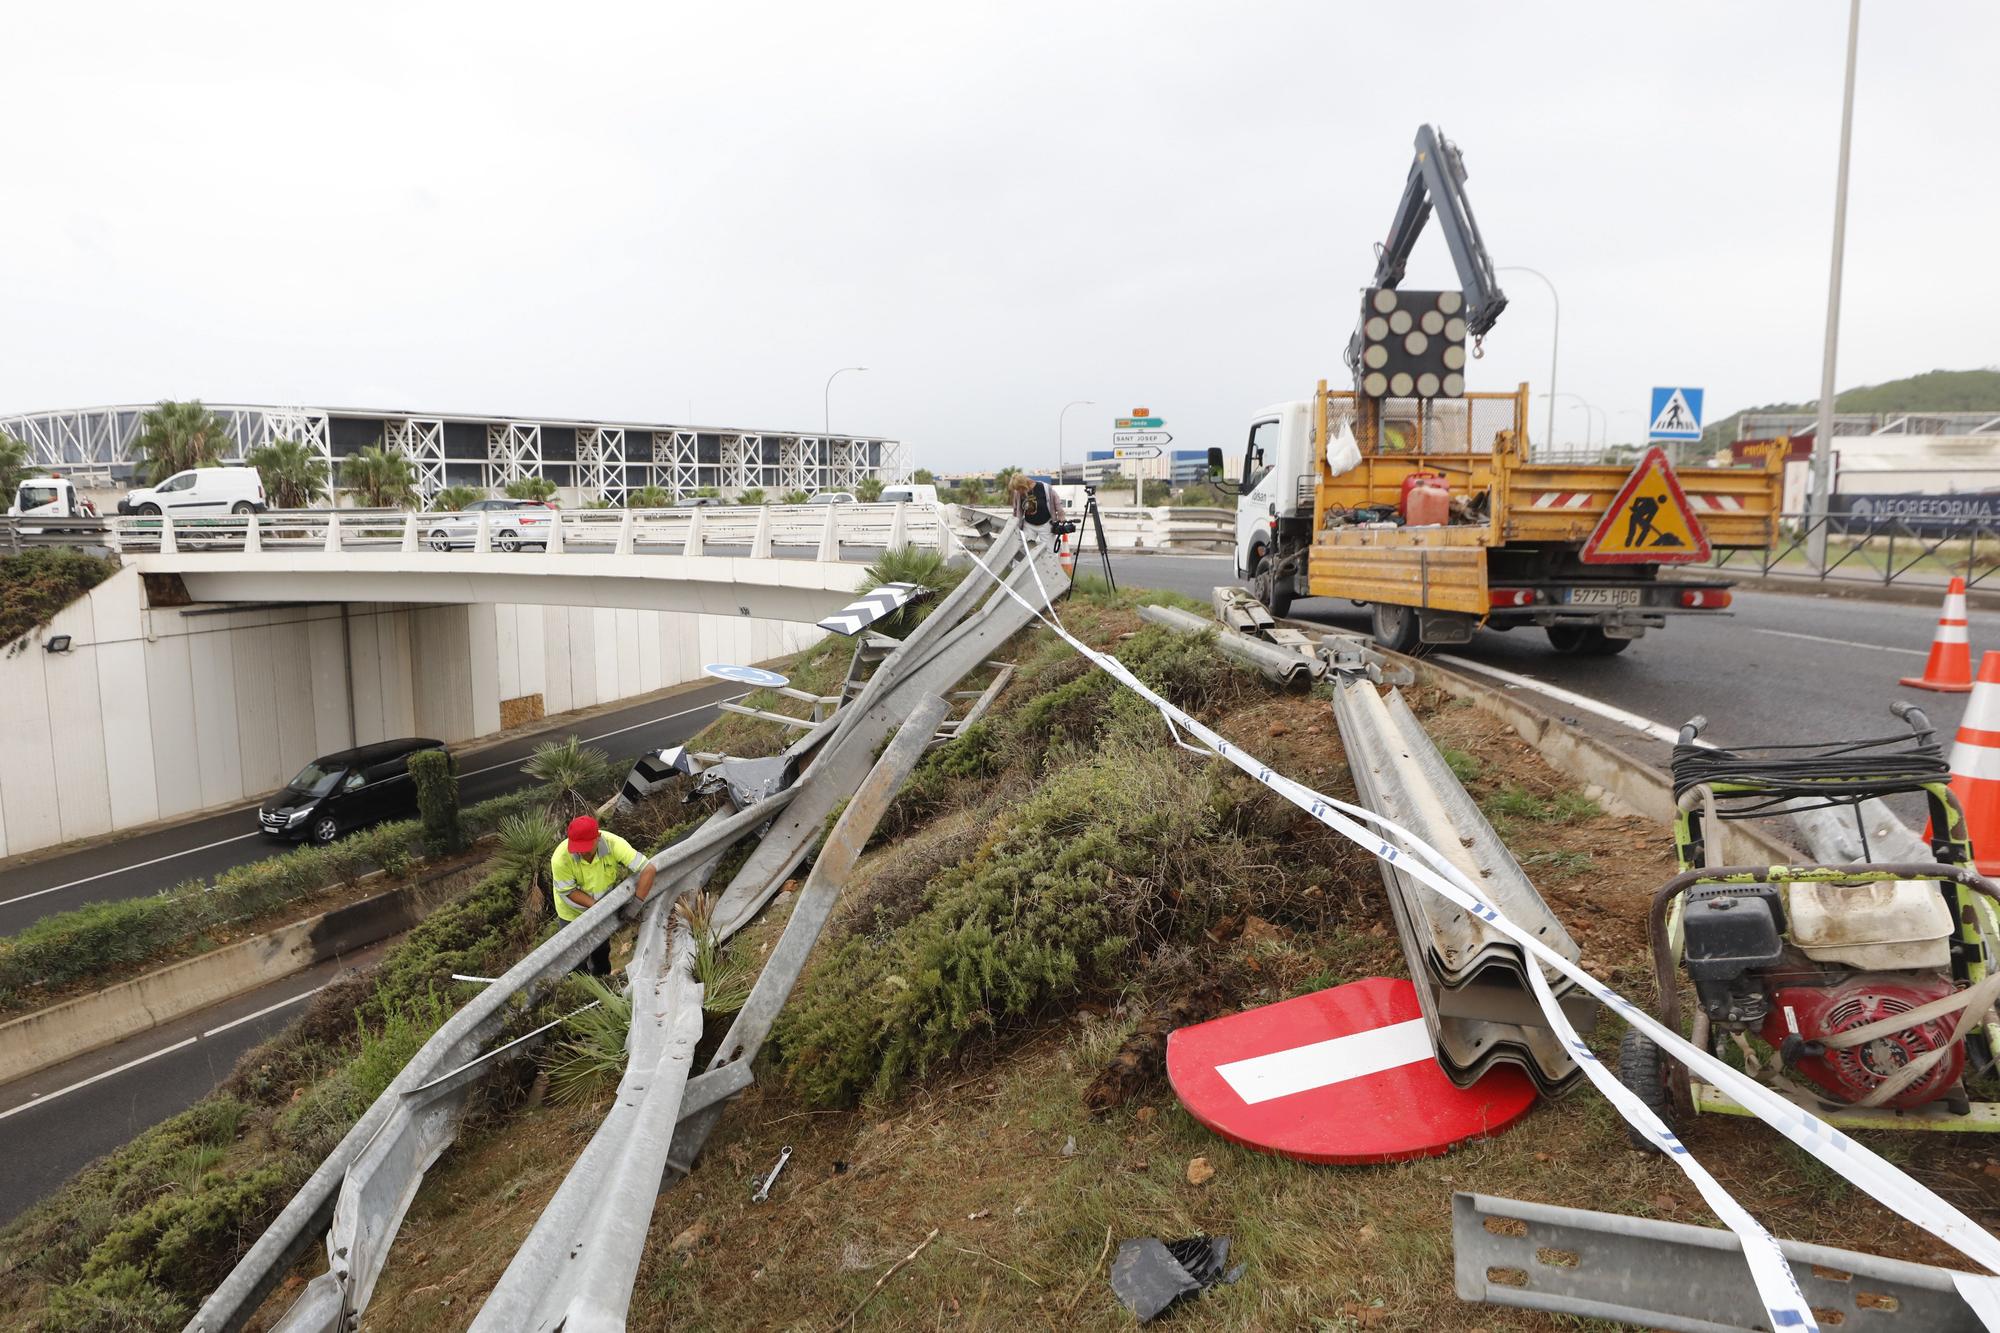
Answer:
[1058,533,1076,577]
[1948,652,2000,875]
[1900,577,1974,693]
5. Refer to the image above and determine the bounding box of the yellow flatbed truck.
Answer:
[1225,381,1783,655]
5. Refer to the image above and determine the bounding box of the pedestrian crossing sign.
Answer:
[1648,385,1704,441]
[1581,446,1712,564]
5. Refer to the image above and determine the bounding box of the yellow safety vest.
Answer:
[549,832,645,922]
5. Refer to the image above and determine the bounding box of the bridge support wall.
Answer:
[0,568,823,860]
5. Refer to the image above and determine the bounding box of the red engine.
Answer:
[1759,974,1963,1109]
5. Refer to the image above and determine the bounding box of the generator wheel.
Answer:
[1617,1029,1676,1153]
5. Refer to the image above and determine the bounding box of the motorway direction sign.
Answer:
[1112,429,1172,448]
[1116,416,1164,429]
[1167,976,1537,1163]
[1648,386,1705,441]
[1113,445,1163,461]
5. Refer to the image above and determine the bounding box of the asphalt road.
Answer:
[0,677,750,937]
[1109,552,1972,753]
[0,940,392,1225]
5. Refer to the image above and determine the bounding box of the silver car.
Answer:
[423,499,555,552]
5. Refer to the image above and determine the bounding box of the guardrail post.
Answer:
[888,501,907,551]
[474,510,491,555]
[614,510,635,556]
[683,508,704,557]
[159,513,177,555]
[400,512,418,553]
[244,513,262,554]
[546,507,565,555]
[750,506,771,559]
[817,504,838,561]
[324,511,343,553]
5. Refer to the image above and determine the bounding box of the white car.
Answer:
[422,498,554,552]
[878,483,940,506]
[119,465,266,516]
[807,491,858,505]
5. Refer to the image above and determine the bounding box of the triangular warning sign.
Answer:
[1581,447,1712,564]
[1650,388,1700,439]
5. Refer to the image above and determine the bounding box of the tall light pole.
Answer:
[1058,399,1094,482]
[824,366,867,438]
[1808,0,1861,571]
[1538,392,1602,451]
[1499,266,1559,457]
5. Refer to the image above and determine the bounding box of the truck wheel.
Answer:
[1586,631,1633,656]
[1616,1029,1676,1153]
[1370,602,1421,654]
[1254,554,1294,617]
[1547,625,1631,656]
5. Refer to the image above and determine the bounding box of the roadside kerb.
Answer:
[0,870,434,1087]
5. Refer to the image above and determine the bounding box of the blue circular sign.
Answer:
[703,663,790,688]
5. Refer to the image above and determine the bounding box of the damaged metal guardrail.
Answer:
[189,521,1062,1333]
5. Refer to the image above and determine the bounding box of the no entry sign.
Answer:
[1167,976,1537,1164]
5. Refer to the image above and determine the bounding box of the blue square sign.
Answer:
[1648,386,1704,441]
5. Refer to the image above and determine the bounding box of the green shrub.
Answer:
[82,1162,296,1298]
[1,548,118,654]
[0,894,186,1006]
[44,1263,188,1332]
[857,547,968,638]
[524,737,619,821]
[542,974,633,1105]
[410,747,464,857]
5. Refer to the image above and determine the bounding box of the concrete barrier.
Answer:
[0,880,424,1086]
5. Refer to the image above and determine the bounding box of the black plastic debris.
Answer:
[1109,1234,1242,1322]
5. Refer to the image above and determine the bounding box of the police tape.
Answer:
[977,549,2000,1331]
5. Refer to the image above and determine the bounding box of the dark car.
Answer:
[257,737,447,843]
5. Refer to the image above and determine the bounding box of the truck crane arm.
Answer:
[1368,124,1508,339]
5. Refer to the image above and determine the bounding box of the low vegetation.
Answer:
[0,547,119,652]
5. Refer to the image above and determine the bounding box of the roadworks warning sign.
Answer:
[1581,446,1712,564]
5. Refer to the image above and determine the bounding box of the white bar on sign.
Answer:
[1214,1016,1433,1105]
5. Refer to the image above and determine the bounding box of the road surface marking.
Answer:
[1216,1017,1433,1104]
[3,692,747,910]
[1750,627,1926,657]
[0,1037,198,1121]
[1434,655,1694,745]
[0,985,329,1120]
[200,985,325,1039]
[0,832,262,908]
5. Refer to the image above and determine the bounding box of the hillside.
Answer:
[1699,366,2000,453]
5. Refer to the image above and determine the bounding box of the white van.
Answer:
[119,465,266,516]
[878,483,940,507]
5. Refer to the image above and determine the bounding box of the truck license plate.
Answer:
[1569,587,1641,607]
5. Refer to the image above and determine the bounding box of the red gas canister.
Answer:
[1399,470,1446,521]
[1403,478,1451,527]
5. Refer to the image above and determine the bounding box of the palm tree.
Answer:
[779,489,811,506]
[738,487,768,507]
[0,432,35,497]
[627,484,671,509]
[523,737,617,821]
[134,400,232,483]
[855,477,885,502]
[912,467,935,485]
[430,485,485,512]
[504,476,558,504]
[952,480,986,505]
[339,444,417,509]
[247,438,328,510]
[993,466,1021,493]
[694,486,721,499]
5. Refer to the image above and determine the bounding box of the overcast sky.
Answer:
[5,2,1995,472]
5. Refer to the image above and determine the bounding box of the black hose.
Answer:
[1671,710,1949,819]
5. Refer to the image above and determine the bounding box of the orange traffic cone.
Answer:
[1948,652,2000,875]
[1900,577,1974,692]
[1058,534,1076,577]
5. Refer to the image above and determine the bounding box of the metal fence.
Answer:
[1704,511,2000,590]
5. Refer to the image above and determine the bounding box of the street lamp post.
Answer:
[1537,392,1602,452]
[1058,399,1094,482]
[824,366,868,438]
[1499,266,1559,458]
[1808,0,1862,571]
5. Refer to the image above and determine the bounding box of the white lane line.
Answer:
[4,692,748,910]
[1750,627,1927,658]
[0,1037,198,1121]
[1,985,329,1120]
[1216,1017,1433,1104]
[201,984,324,1038]
[0,832,262,908]
[1435,654,1696,746]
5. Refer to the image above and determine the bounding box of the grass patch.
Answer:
[1485,783,1601,827]
[1440,746,1482,784]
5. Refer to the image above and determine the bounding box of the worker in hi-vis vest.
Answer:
[549,814,657,975]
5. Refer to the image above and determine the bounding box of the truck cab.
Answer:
[1231,401,1315,581]
[8,476,98,529]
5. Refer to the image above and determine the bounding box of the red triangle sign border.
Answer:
[1580,446,1713,565]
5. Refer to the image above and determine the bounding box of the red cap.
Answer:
[566,815,599,854]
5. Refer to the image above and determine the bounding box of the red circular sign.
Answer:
[1167,976,1538,1164]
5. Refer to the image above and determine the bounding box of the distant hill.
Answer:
[1699,367,2000,454]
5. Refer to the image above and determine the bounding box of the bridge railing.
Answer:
[4,502,952,561]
